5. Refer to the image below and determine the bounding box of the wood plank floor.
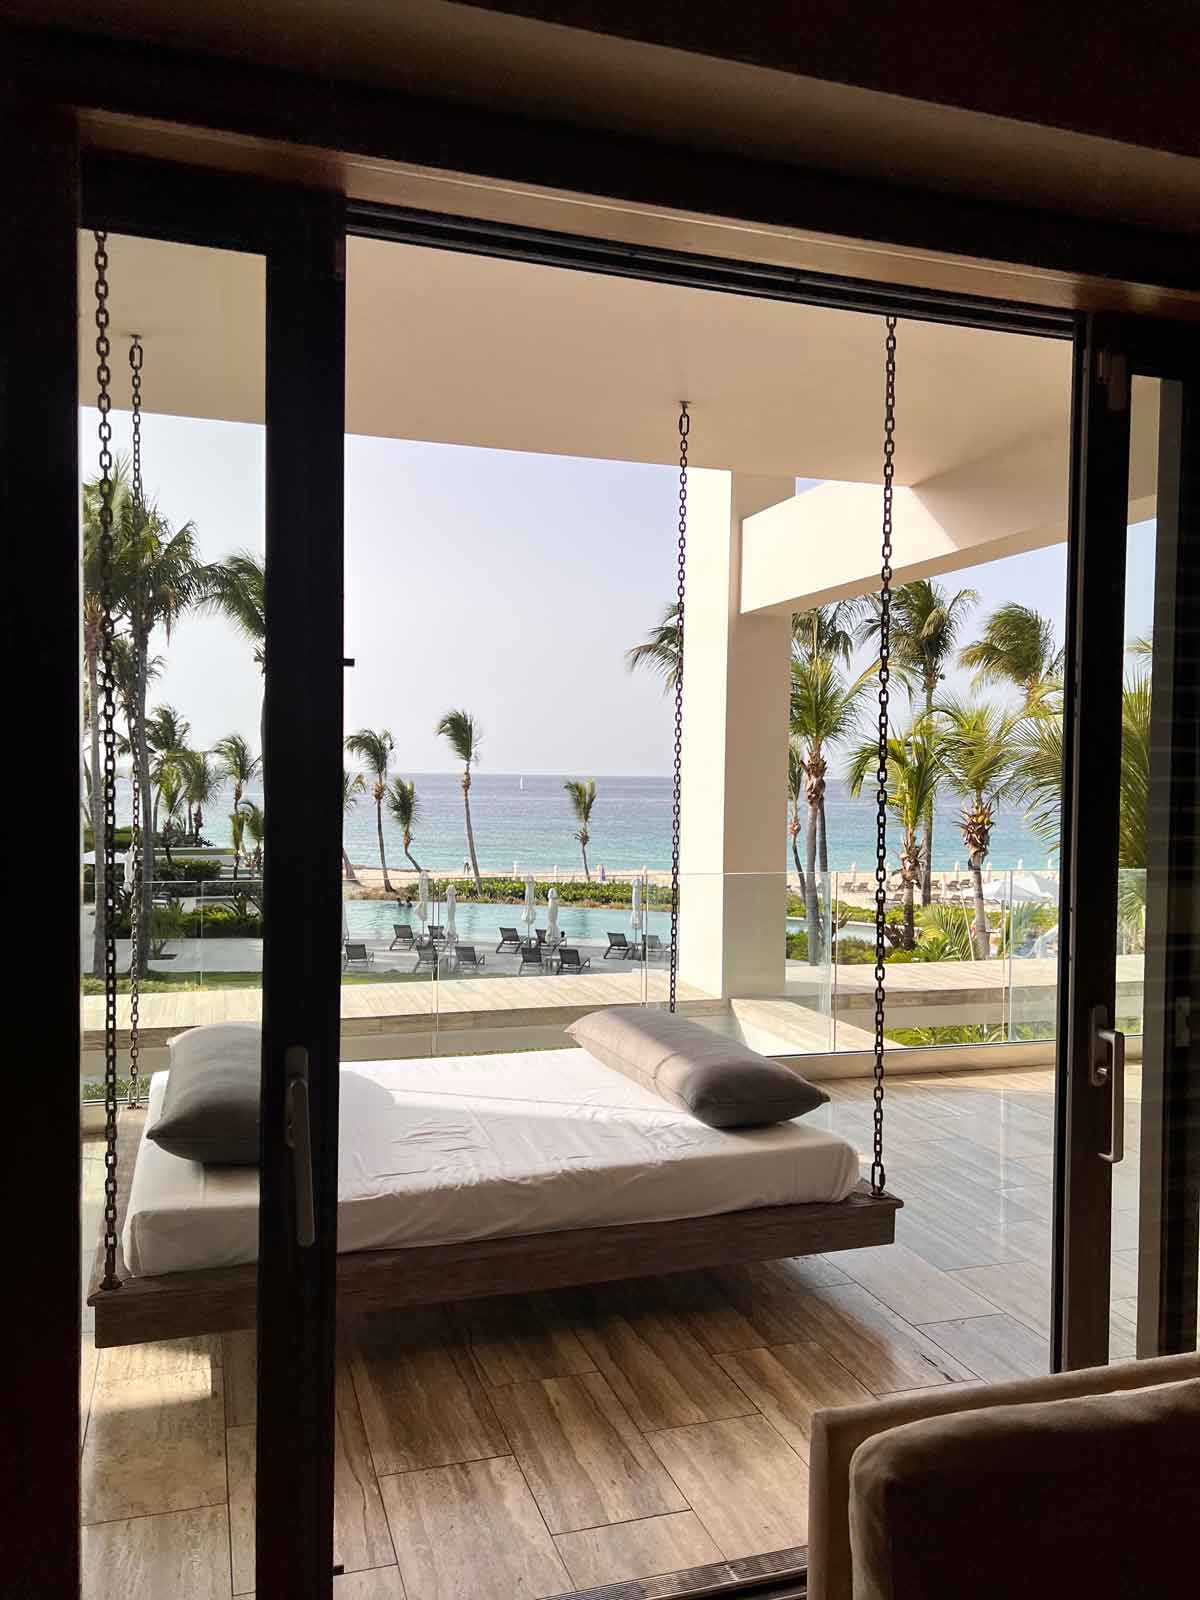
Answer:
[81,1062,1149,1599]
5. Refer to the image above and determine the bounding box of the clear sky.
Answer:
[80,408,1157,772]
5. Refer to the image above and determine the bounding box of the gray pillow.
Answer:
[566,1007,828,1128]
[147,1022,262,1165]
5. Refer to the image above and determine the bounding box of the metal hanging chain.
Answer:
[668,401,689,1014]
[127,335,144,1111]
[95,233,122,1291]
[872,315,897,1197]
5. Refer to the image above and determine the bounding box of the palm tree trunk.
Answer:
[579,838,591,881]
[816,795,830,959]
[790,829,807,902]
[921,683,935,906]
[87,645,107,979]
[135,641,155,978]
[970,856,989,960]
[462,773,483,890]
[342,846,357,882]
[804,798,822,965]
[375,798,394,894]
[903,878,915,950]
[403,846,422,872]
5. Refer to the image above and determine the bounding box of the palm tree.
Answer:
[790,653,876,962]
[241,800,265,873]
[1015,670,1150,870]
[386,777,422,871]
[859,580,978,903]
[145,704,191,839]
[436,709,483,889]
[847,722,942,949]
[229,809,246,879]
[959,602,1064,709]
[82,460,135,976]
[935,697,1021,958]
[792,601,869,668]
[84,461,205,971]
[176,749,224,845]
[626,601,681,690]
[156,764,185,870]
[213,732,261,814]
[204,550,266,667]
[344,728,395,892]
[564,779,598,880]
[787,741,807,901]
[203,550,267,744]
[342,768,366,882]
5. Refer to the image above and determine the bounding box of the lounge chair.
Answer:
[389,924,415,950]
[427,923,445,944]
[496,926,522,952]
[641,933,669,962]
[556,946,591,974]
[456,944,486,972]
[604,932,635,959]
[517,942,544,975]
[343,941,374,970]
[412,943,440,971]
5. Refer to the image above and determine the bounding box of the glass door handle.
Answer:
[1089,1006,1125,1166]
[285,1045,316,1246]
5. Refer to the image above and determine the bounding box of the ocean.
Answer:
[118,771,1050,873]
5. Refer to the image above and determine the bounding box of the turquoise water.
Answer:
[114,770,1050,873]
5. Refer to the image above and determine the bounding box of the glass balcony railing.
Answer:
[82,858,1144,1093]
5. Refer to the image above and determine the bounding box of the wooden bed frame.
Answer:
[88,1109,901,1349]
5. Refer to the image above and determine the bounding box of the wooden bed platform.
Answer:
[88,1109,902,1349]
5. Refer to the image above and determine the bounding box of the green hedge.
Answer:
[405,876,674,909]
[83,854,224,903]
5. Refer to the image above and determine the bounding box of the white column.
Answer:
[678,471,794,1000]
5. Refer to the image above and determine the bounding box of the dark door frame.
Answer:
[79,154,346,1600]
[4,97,82,1600]
[1057,316,1200,1369]
[13,118,1200,1595]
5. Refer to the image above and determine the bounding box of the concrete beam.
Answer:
[740,383,1159,614]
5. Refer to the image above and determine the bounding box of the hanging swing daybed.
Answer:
[87,245,901,1351]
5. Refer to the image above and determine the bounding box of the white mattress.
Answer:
[122,1048,861,1277]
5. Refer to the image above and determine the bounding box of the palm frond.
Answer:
[201,551,266,664]
[563,778,597,827]
[959,602,1062,704]
[342,769,366,814]
[344,728,394,780]
[435,709,480,767]
[915,904,975,961]
[386,777,419,833]
[626,602,681,691]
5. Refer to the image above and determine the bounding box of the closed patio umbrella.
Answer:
[443,883,458,969]
[630,878,644,938]
[521,873,537,938]
[546,885,560,946]
[416,870,429,932]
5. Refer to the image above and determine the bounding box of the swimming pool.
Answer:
[345,899,675,946]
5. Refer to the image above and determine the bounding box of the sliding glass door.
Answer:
[77,159,346,1600]
[1057,316,1200,1369]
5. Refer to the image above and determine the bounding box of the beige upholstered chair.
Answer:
[806,1350,1200,1600]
